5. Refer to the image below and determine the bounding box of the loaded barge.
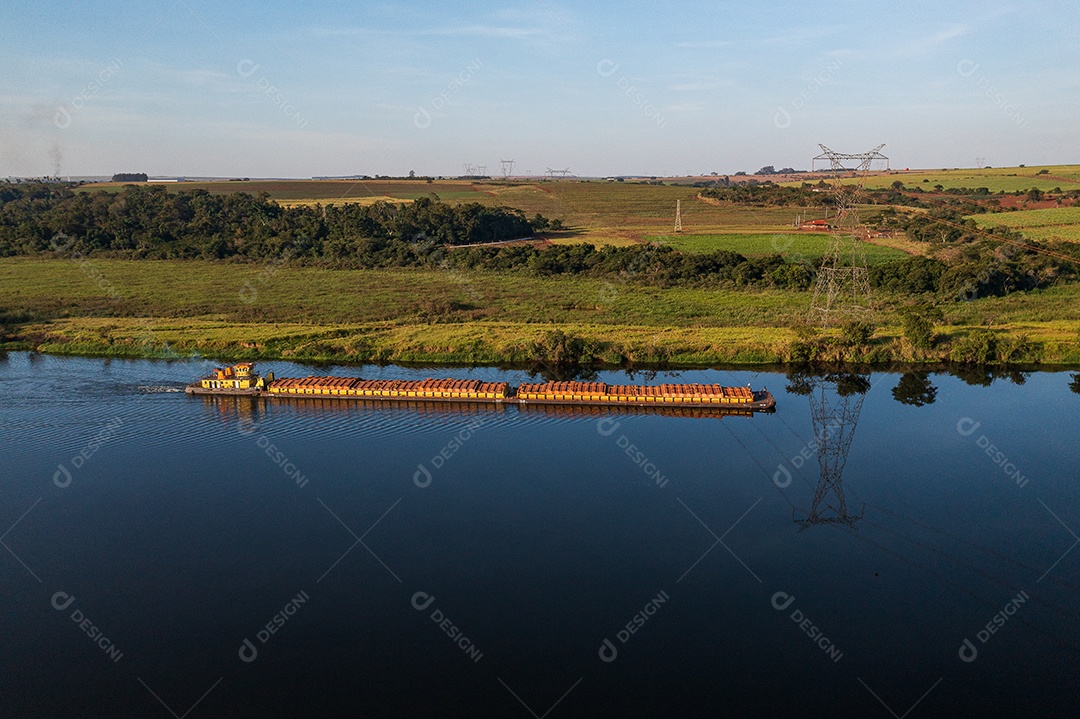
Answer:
[186,363,776,411]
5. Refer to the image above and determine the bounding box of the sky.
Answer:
[2,0,1078,178]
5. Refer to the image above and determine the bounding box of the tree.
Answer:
[901,308,939,349]
[408,170,416,179]
[1026,187,1044,202]
[757,165,776,175]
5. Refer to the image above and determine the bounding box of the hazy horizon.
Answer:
[3,1,1077,178]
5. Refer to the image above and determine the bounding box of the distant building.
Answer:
[800,218,832,231]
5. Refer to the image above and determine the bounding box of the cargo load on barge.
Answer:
[186,364,775,411]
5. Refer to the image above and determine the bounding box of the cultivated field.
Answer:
[780,164,1080,193]
[82,179,842,246]
[970,206,1080,244]
[647,233,908,264]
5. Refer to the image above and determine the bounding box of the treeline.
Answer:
[699,182,833,207]
[698,178,1080,213]
[1,182,1074,299]
[0,183,536,259]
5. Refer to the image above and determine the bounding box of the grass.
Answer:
[4,258,1080,366]
[646,233,909,265]
[969,206,1080,244]
[0,257,809,328]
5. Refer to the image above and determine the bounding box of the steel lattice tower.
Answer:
[808,144,888,328]
[674,200,683,233]
[794,373,868,530]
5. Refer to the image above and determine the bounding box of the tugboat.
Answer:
[185,362,272,396]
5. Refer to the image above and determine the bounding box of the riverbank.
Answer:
[3,258,1079,368]
[9,315,1080,368]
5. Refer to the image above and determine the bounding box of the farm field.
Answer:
[646,233,909,264]
[79,179,837,245]
[969,206,1080,243]
[784,164,1080,193]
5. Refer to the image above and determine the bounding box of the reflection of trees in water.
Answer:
[892,372,938,407]
[1070,374,1080,395]
[786,370,868,530]
[949,366,1029,387]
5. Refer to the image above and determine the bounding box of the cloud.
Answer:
[675,40,733,49]
[670,79,735,91]
[312,24,542,39]
[894,23,971,57]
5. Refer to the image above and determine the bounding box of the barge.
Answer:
[186,363,775,412]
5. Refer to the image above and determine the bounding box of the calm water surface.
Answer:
[1,352,1078,717]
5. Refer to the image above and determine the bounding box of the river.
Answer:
[1,352,1077,717]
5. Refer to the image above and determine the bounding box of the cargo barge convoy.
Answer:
[186,363,776,411]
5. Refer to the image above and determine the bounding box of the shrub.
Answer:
[900,307,942,349]
[950,330,997,364]
[840,320,875,347]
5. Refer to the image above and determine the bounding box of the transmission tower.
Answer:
[807,144,887,328]
[673,200,683,233]
[545,167,572,178]
[792,372,868,531]
[500,159,515,178]
[975,156,986,169]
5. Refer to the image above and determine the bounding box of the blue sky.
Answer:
[2,1,1077,178]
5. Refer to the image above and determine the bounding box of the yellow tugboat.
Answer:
[187,362,272,395]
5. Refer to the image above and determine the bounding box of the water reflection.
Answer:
[891,371,938,406]
[786,371,868,530]
[948,366,1030,387]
